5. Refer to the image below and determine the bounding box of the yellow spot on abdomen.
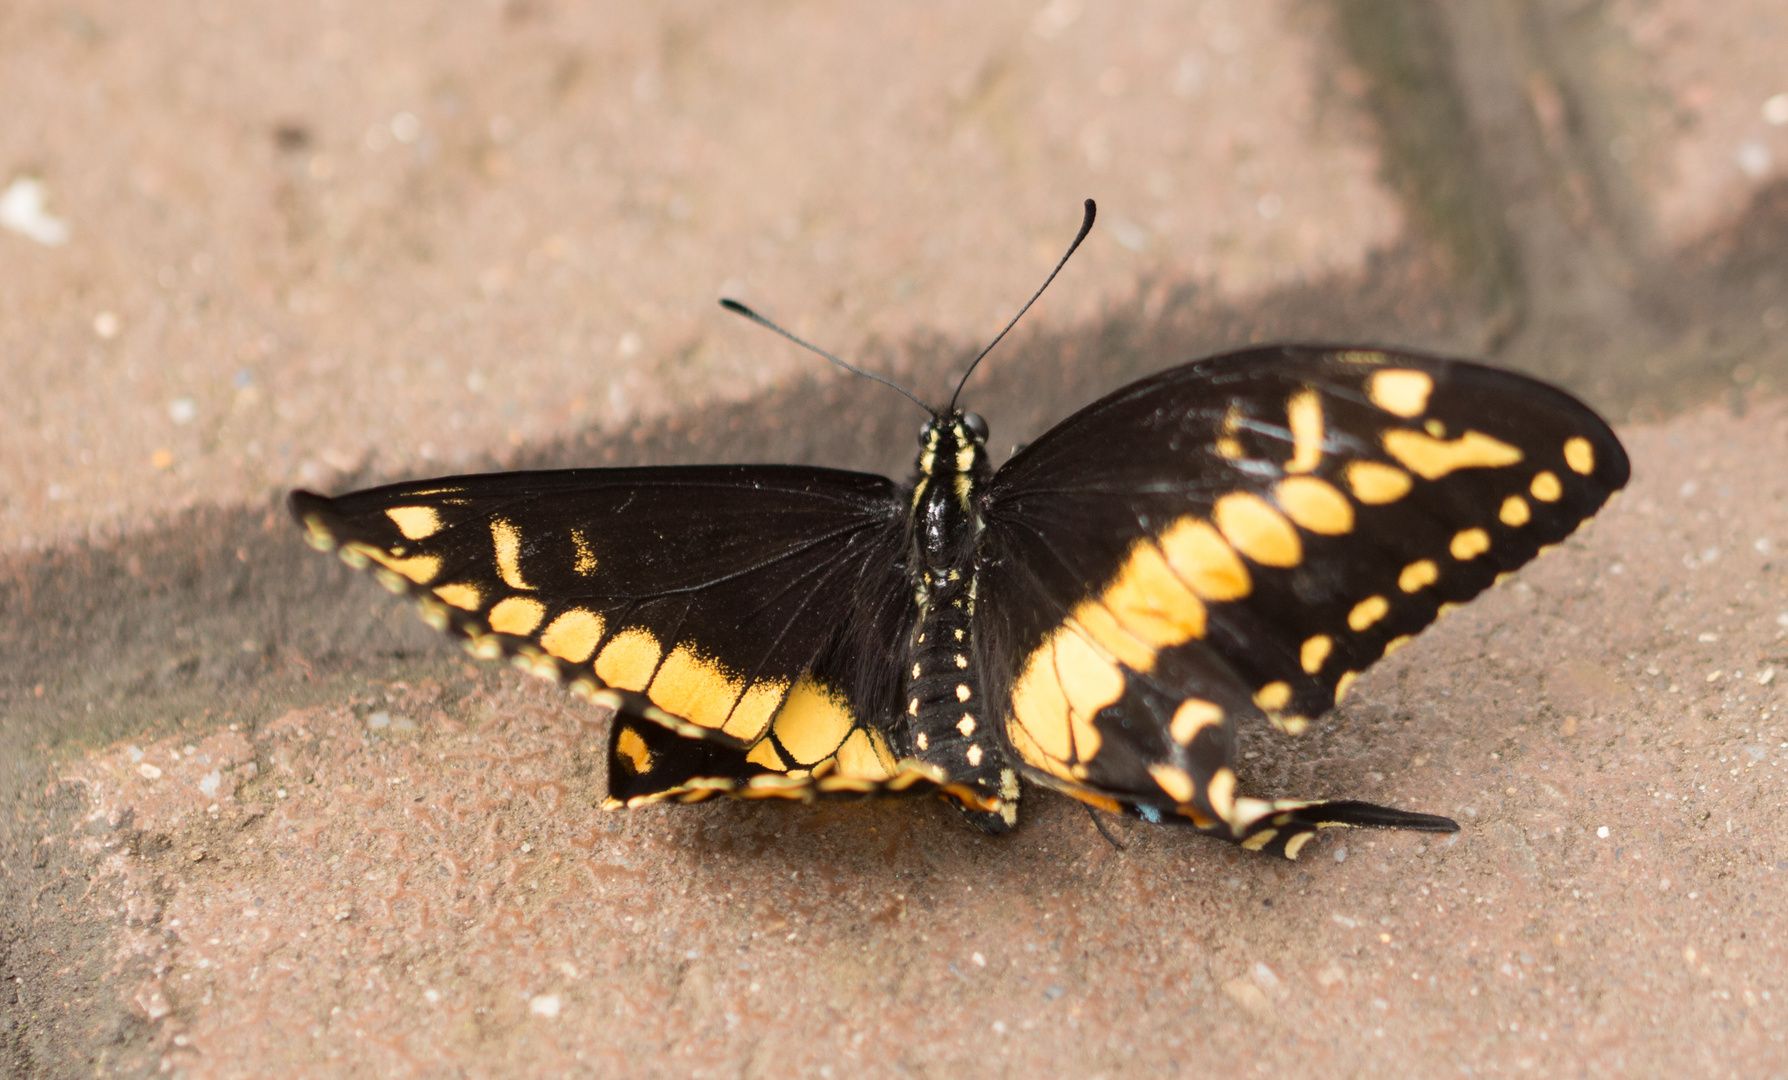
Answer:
[595,628,662,691]
[1254,680,1292,711]
[1564,437,1595,475]
[385,506,442,540]
[1214,492,1301,567]
[539,608,604,662]
[1159,517,1251,601]
[1368,369,1434,418]
[1285,389,1324,474]
[1383,429,1523,480]
[771,677,856,765]
[1347,595,1390,631]
[1148,763,1196,804]
[1300,634,1332,675]
[1500,494,1531,527]
[1274,476,1354,535]
[1398,559,1438,593]
[1450,527,1491,560]
[1170,698,1223,744]
[615,726,652,775]
[1530,471,1563,501]
[433,583,482,610]
[1345,461,1413,505]
[650,645,743,729]
[491,519,534,590]
[488,596,546,636]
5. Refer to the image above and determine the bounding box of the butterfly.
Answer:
[290,201,1628,859]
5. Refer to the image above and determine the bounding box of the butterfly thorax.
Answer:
[905,413,1018,833]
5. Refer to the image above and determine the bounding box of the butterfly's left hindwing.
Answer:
[290,465,924,800]
[977,345,1627,841]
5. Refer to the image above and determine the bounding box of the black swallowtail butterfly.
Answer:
[291,201,1628,858]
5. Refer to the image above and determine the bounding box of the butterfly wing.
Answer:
[977,345,1627,852]
[291,464,932,803]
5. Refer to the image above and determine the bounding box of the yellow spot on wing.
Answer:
[1148,764,1196,804]
[353,544,441,585]
[1170,698,1223,744]
[1335,670,1359,701]
[1240,829,1278,851]
[433,583,482,610]
[538,608,604,662]
[1274,476,1354,535]
[595,628,662,691]
[1159,517,1251,601]
[1530,471,1562,501]
[1347,595,1389,631]
[491,518,534,590]
[1285,389,1324,474]
[1338,349,1386,365]
[1207,767,1237,823]
[488,596,546,636]
[772,677,856,765]
[1500,494,1531,526]
[1300,634,1332,675]
[385,506,441,540]
[1214,492,1301,567]
[571,530,598,575]
[1099,539,1207,650]
[1564,436,1594,475]
[1006,713,1075,782]
[1368,369,1434,418]
[1398,559,1438,593]
[650,645,743,729]
[615,727,652,775]
[722,680,788,743]
[745,737,786,771]
[1069,605,1155,672]
[1283,831,1315,859]
[835,729,893,780]
[1450,527,1491,560]
[1345,461,1413,504]
[1383,429,1523,480]
[1011,626,1123,765]
[1254,681,1292,711]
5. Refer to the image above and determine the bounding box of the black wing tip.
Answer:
[287,488,333,522]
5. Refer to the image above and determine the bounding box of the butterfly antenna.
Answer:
[948,198,1097,412]
[720,299,933,416]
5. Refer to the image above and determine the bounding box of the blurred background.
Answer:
[4,2,1787,1076]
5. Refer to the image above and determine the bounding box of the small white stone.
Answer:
[1596,826,1610,838]
[971,952,986,967]
[529,993,561,1018]
[137,763,163,780]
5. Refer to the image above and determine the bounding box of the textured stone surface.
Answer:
[7,1,1788,1077]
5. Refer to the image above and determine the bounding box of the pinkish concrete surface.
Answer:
[7,2,1788,1078]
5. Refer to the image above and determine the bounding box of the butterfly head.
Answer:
[916,410,990,480]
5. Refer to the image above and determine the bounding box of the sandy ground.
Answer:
[6,1,1788,1077]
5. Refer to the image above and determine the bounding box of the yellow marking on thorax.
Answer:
[434,583,482,610]
[1347,595,1389,631]
[1214,492,1301,567]
[770,677,855,765]
[1345,461,1413,504]
[1398,559,1438,592]
[1148,763,1196,804]
[491,519,534,590]
[956,442,977,473]
[1170,698,1223,744]
[1500,495,1531,526]
[1367,369,1434,418]
[595,628,662,691]
[1285,389,1324,474]
[1450,527,1491,560]
[1300,634,1332,675]
[615,727,653,775]
[539,608,605,663]
[1563,437,1594,475]
[489,596,546,636]
[1382,429,1522,480]
[385,506,442,540]
[1159,517,1251,600]
[571,530,598,575]
[1274,476,1353,535]
[1530,471,1562,501]
[649,645,743,729]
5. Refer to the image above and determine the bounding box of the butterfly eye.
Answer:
[918,421,936,445]
[961,412,989,442]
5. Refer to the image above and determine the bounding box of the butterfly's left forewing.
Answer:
[291,464,928,803]
[977,345,1627,849]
